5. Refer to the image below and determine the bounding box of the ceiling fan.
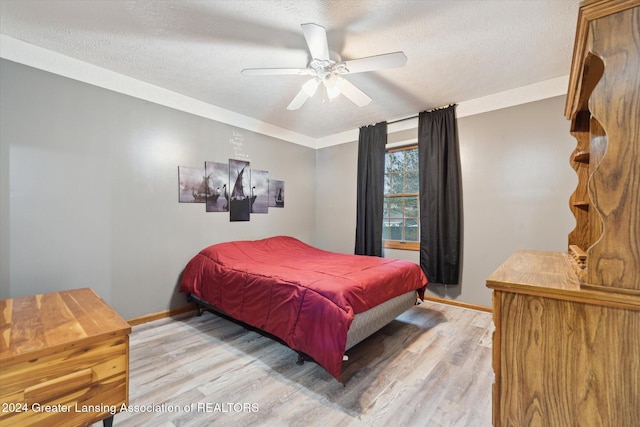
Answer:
[241,23,407,110]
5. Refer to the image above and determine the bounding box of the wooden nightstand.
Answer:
[0,288,131,426]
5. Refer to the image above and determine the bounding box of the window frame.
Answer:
[383,144,420,251]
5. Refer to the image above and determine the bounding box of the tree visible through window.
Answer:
[383,145,419,250]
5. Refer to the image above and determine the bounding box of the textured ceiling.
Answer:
[0,0,580,140]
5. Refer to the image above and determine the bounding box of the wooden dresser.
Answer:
[0,288,131,427]
[487,0,640,426]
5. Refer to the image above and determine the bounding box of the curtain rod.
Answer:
[387,104,457,125]
[387,114,417,125]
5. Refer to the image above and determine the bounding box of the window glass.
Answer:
[383,146,419,250]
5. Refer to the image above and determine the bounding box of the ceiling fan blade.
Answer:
[287,79,319,110]
[337,77,372,107]
[286,89,310,110]
[341,51,407,74]
[242,68,311,76]
[301,23,330,61]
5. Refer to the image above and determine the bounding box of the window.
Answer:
[383,145,419,250]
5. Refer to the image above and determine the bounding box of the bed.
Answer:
[179,236,428,381]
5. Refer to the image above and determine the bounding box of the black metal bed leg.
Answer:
[196,304,204,316]
[187,294,205,316]
[103,415,114,427]
[296,352,305,365]
[189,298,204,316]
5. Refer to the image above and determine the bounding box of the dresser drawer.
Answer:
[0,336,128,426]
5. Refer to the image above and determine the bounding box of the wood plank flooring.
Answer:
[103,300,494,426]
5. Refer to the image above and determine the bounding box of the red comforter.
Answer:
[179,236,427,380]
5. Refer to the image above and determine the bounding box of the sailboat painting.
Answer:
[229,159,251,221]
[178,166,207,203]
[250,169,269,214]
[178,158,285,219]
[269,180,285,208]
[205,161,229,212]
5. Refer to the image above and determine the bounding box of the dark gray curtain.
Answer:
[355,121,387,256]
[418,105,461,284]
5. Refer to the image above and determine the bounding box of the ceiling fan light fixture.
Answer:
[243,23,406,110]
[326,83,341,100]
[322,72,337,88]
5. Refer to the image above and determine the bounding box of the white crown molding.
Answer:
[2,35,567,151]
[315,75,569,149]
[0,35,316,148]
[455,75,569,119]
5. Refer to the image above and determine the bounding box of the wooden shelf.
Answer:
[490,3,640,426]
[573,151,590,163]
[573,201,590,209]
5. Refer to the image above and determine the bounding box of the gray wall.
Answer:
[315,96,576,308]
[1,58,577,315]
[0,59,316,319]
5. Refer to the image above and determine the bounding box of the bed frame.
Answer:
[187,291,419,366]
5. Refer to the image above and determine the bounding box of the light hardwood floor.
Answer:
[104,300,494,426]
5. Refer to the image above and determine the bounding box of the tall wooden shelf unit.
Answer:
[487,1,640,426]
